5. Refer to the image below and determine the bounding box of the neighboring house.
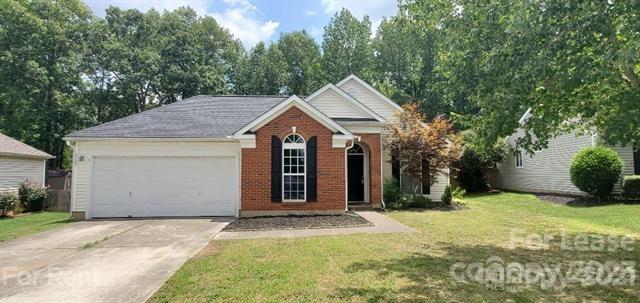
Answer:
[493,109,639,195]
[0,133,53,193]
[64,75,449,220]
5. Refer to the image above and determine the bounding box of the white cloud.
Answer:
[211,0,279,49]
[320,0,397,32]
[305,9,316,16]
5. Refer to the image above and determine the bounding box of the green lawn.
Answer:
[0,212,73,242]
[150,193,640,302]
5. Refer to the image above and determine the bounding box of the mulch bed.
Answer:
[222,211,373,232]
[536,193,639,206]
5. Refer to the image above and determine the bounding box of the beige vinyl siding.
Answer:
[400,169,450,202]
[307,89,369,118]
[0,156,45,193]
[495,130,635,195]
[338,79,398,121]
[71,141,241,214]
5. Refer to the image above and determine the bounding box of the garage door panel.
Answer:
[92,157,237,217]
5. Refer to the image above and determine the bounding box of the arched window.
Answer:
[283,134,306,201]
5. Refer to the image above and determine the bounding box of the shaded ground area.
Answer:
[222,211,372,231]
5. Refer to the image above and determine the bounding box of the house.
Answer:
[492,109,639,195]
[64,75,450,220]
[0,133,53,193]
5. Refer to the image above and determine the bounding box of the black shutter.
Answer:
[392,155,400,181]
[421,158,430,195]
[271,136,282,202]
[307,136,317,202]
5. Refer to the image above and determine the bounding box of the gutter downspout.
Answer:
[344,136,359,211]
[379,134,386,209]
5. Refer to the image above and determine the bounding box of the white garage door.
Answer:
[92,157,237,218]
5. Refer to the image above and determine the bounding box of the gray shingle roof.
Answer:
[66,95,287,139]
[0,133,53,159]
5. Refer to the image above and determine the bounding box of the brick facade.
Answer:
[241,106,346,214]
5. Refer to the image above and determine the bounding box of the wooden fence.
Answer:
[46,189,71,212]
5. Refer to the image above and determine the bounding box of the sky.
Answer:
[84,0,399,49]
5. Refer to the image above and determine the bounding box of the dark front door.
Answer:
[348,154,365,201]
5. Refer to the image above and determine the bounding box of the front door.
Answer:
[347,147,365,202]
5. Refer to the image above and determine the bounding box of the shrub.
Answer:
[441,185,453,205]
[622,175,640,198]
[0,192,19,216]
[412,195,433,208]
[18,181,48,212]
[389,194,411,210]
[570,147,624,198]
[383,178,401,205]
[452,187,466,199]
[455,149,490,192]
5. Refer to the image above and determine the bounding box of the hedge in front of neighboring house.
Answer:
[0,192,19,217]
[570,146,624,198]
[18,181,48,212]
[622,175,640,198]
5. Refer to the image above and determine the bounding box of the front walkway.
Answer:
[0,218,230,303]
[214,211,415,240]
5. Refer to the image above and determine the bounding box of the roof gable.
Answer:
[0,133,53,159]
[234,95,352,136]
[305,84,385,122]
[336,75,403,120]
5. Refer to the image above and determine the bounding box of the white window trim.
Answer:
[282,134,306,202]
[515,150,524,168]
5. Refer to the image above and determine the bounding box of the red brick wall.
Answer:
[357,133,382,207]
[241,107,346,212]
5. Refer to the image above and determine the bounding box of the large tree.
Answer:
[403,0,640,151]
[277,31,323,95]
[373,15,446,117]
[235,42,287,95]
[321,8,373,83]
[0,0,93,167]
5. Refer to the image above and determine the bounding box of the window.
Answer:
[515,150,523,168]
[283,134,305,201]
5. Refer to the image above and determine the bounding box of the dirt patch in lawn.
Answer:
[222,212,373,232]
[195,242,218,258]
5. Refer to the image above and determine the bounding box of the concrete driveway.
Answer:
[0,218,230,303]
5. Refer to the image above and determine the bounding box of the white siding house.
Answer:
[0,133,53,193]
[494,113,638,195]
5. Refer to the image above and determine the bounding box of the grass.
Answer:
[0,212,73,242]
[150,192,640,302]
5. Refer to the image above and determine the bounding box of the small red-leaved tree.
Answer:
[387,103,461,193]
